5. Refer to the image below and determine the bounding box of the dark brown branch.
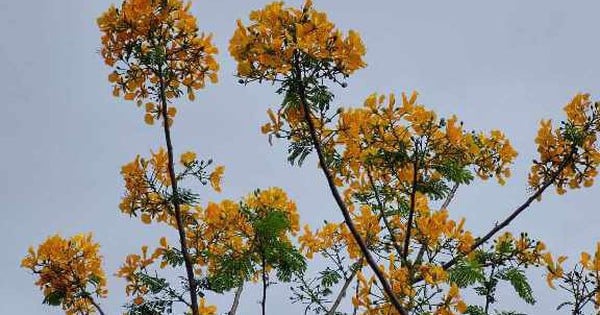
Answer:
[352,276,359,315]
[261,255,268,315]
[157,71,200,315]
[292,56,408,315]
[86,295,106,315]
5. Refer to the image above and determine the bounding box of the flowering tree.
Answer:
[22,0,599,314]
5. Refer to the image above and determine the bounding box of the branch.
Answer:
[86,295,106,315]
[441,182,459,210]
[366,169,404,261]
[327,261,362,315]
[402,157,419,262]
[72,268,106,315]
[297,273,328,313]
[228,285,244,315]
[292,55,408,315]
[157,70,200,315]
[261,255,268,315]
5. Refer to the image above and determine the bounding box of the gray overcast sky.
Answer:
[1,0,599,314]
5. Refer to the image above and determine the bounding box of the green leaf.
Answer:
[449,259,485,288]
[498,267,536,305]
[43,290,65,306]
[465,305,486,315]
[319,268,342,287]
[434,161,474,185]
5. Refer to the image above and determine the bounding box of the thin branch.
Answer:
[292,54,408,315]
[352,275,360,315]
[70,268,106,315]
[297,274,329,313]
[228,285,244,315]
[484,265,496,313]
[440,182,459,210]
[413,245,427,272]
[402,156,419,262]
[157,70,200,315]
[367,169,404,261]
[85,295,106,315]
[327,260,363,315]
[165,285,191,307]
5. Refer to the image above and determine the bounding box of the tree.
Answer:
[22,0,599,314]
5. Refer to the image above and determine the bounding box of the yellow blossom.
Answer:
[180,151,197,166]
[21,234,107,314]
[230,0,365,80]
[209,165,225,193]
[98,0,219,124]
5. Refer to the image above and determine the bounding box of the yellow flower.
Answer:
[529,93,600,195]
[198,298,217,315]
[21,234,107,314]
[119,149,174,224]
[180,151,197,166]
[209,165,225,193]
[98,0,219,124]
[229,0,366,80]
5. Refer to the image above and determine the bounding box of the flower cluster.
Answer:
[543,252,569,289]
[493,232,549,266]
[119,148,172,223]
[119,148,224,225]
[529,93,600,195]
[229,0,366,80]
[116,243,165,297]
[579,243,600,310]
[352,261,467,315]
[580,243,600,276]
[333,92,518,186]
[21,234,107,315]
[436,284,468,315]
[98,0,219,122]
[415,209,474,255]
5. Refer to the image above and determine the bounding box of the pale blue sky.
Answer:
[1,0,599,314]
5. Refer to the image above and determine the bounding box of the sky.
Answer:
[1,0,599,314]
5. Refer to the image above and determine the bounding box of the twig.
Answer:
[327,260,363,315]
[441,182,459,210]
